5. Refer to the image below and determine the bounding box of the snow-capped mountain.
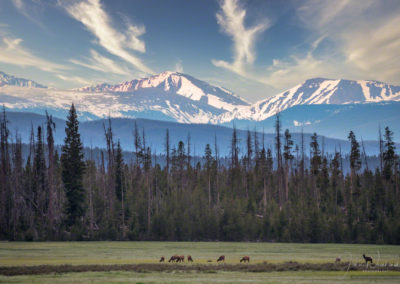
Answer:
[0,71,249,123]
[77,71,248,112]
[218,78,400,123]
[0,71,47,88]
[1,72,400,127]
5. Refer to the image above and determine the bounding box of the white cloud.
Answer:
[258,0,400,91]
[56,74,92,86]
[0,36,69,72]
[212,0,269,76]
[295,0,400,84]
[62,0,153,74]
[70,49,132,76]
[174,59,183,73]
[341,15,400,82]
[12,0,48,29]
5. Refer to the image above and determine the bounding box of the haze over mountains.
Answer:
[0,71,47,88]
[1,70,400,144]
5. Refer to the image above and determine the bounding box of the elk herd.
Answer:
[159,254,374,264]
[159,255,246,263]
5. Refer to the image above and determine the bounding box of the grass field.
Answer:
[1,242,400,283]
[2,271,400,283]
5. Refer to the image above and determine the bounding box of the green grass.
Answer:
[1,271,400,283]
[1,241,399,266]
[1,242,400,283]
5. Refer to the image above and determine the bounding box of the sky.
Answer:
[0,0,399,102]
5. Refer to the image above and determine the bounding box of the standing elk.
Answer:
[217,255,225,262]
[363,254,373,264]
[240,256,250,263]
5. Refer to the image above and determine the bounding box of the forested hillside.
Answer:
[0,105,399,244]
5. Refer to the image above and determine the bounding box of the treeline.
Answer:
[0,105,399,243]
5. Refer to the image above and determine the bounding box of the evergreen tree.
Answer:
[33,126,47,231]
[383,127,396,180]
[348,131,361,204]
[310,133,321,205]
[204,144,214,206]
[283,129,294,202]
[115,140,124,201]
[46,111,57,233]
[61,104,85,227]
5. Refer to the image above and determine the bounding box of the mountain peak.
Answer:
[0,71,47,88]
[218,77,400,123]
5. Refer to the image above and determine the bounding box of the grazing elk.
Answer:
[217,255,225,262]
[177,255,185,262]
[335,257,341,263]
[363,254,373,264]
[187,255,193,262]
[240,256,250,263]
[160,256,165,262]
[168,255,179,262]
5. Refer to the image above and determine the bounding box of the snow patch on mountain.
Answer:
[218,78,400,122]
[0,71,47,88]
[1,71,400,125]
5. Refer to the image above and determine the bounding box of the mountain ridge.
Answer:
[1,70,400,126]
[0,71,47,88]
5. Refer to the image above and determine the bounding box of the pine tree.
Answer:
[165,129,170,173]
[283,129,294,202]
[275,113,283,206]
[204,144,213,206]
[61,104,85,227]
[348,130,361,204]
[33,126,47,232]
[115,140,124,201]
[46,111,56,233]
[310,133,321,206]
[0,107,11,238]
[383,127,396,181]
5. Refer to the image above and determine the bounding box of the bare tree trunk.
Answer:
[121,177,125,239]
[147,173,151,233]
[263,177,267,214]
[208,173,211,206]
[285,163,289,202]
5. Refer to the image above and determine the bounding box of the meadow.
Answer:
[1,242,400,283]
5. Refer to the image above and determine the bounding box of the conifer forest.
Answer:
[0,105,399,244]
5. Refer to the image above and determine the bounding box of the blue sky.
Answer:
[0,0,399,102]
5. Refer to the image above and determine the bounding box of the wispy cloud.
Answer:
[293,0,400,84]
[62,0,153,74]
[212,0,269,77]
[340,12,400,82]
[12,0,49,29]
[174,59,183,73]
[56,74,92,86]
[259,0,400,90]
[0,36,69,72]
[70,49,132,76]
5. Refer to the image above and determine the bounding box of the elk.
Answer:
[187,255,193,262]
[240,256,250,263]
[168,255,179,262]
[363,254,373,264]
[176,255,185,262]
[335,257,341,263]
[160,256,165,262]
[217,255,225,262]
